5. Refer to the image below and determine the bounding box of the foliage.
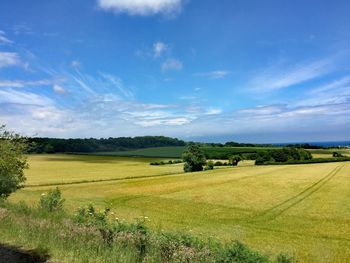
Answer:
[214,161,229,166]
[0,201,293,263]
[39,187,65,212]
[255,148,312,165]
[150,159,183,165]
[0,125,28,199]
[276,253,297,263]
[229,155,242,166]
[332,152,343,157]
[202,147,270,159]
[216,241,269,263]
[28,136,186,153]
[182,144,207,172]
[261,157,350,165]
[204,161,215,170]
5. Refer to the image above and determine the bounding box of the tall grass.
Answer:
[0,200,293,263]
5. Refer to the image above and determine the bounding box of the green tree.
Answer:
[182,144,207,172]
[0,125,28,199]
[229,155,242,166]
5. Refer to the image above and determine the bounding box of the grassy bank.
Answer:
[0,201,292,263]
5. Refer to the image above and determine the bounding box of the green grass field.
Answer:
[9,154,350,262]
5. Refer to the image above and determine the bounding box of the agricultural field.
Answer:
[9,154,350,262]
[309,148,350,158]
[90,146,186,158]
[89,146,280,158]
[23,154,183,186]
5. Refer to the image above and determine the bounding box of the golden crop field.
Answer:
[10,154,350,262]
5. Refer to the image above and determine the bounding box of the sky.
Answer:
[0,0,350,143]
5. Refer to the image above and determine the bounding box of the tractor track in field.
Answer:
[248,164,344,223]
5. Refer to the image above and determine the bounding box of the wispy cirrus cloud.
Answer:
[97,0,183,16]
[0,89,54,106]
[0,52,22,68]
[53,84,68,95]
[0,79,53,88]
[161,58,183,71]
[193,70,230,79]
[0,30,13,45]
[295,76,350,106]
[249,57,336,92]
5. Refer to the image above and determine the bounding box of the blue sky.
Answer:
[0,0,350,142]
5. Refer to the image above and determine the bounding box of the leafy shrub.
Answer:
[332,152,343,157]
[217,241,269,263]
[260,157,350,165]
[229,155,242,166]
[214,161,223,166]
[39,187,65,212]
[150,159,183,165]
[74,204,150,257]
[276,253,296,263]
[204,161,214,170]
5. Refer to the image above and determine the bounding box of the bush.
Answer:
[229,155,242,166]
[204,161,214,170]
[150,160,183,165]
[258,157,350,165]
[39,187,65,212]
[333,152,343,157]
[216,241,269,263]
[276,253,296,263]
[214,161,223,166]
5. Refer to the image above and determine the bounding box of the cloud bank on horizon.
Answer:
[0,0,350,143]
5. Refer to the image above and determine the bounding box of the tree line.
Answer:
[27,136,186,153]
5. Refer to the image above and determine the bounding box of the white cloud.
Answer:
[309,76,350,94]
[161,58,183,71]
[193,70,230,79]
[249,57,335,92]
[204,108,222,115]
[99,73,134,99]
[0,79,52,88]
[71,60,81,68]
[153,42,167,58]
[0,89,53,106]
[0,52,21,68]
[97,0,183,16]
[0,31,13,45]
[295,76,350,107]
[53,84,67,94]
